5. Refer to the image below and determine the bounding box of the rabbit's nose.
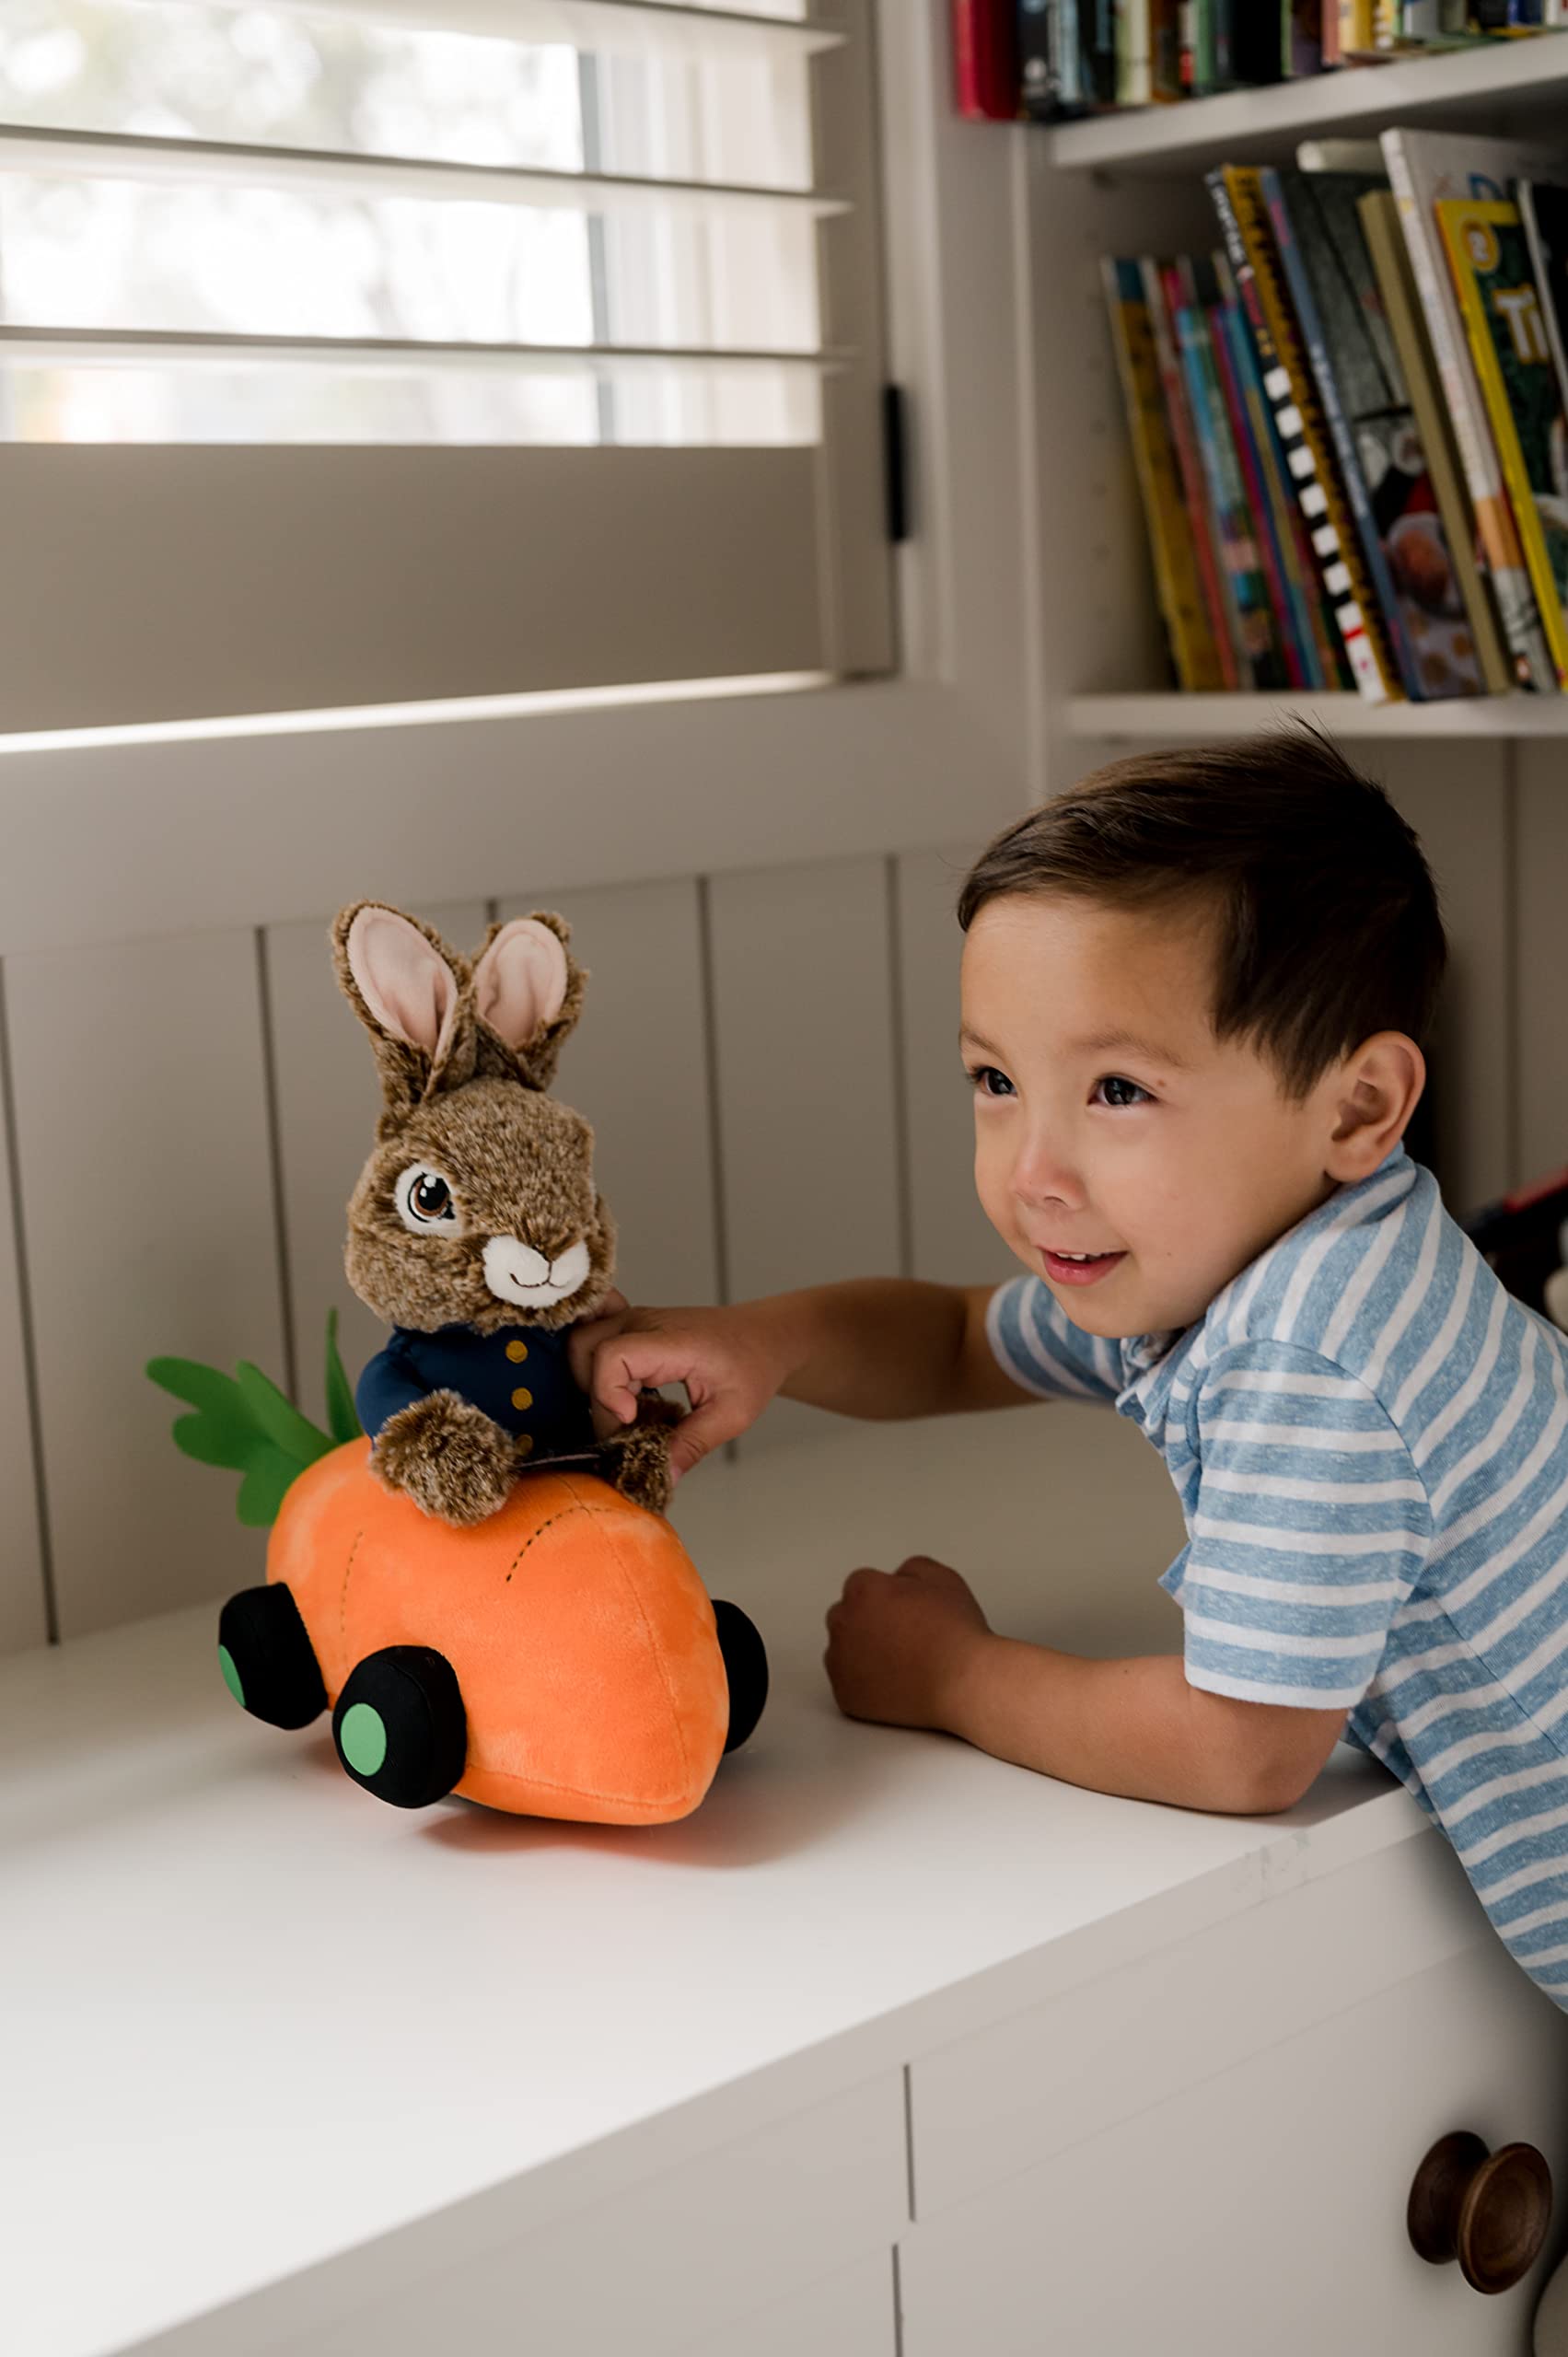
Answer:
[482,1233,591,1308]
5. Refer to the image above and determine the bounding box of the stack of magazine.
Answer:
[1103,128,1568,701]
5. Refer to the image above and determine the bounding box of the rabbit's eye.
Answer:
[395,1164,462,1236]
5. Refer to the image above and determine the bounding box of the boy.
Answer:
[570,731,1568,2014]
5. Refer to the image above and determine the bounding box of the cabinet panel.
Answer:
[264,901,487,1427]
[901,1940,1568,2357]
[1516,746,1568,1189]
[251,2070,908,2357]
[0,970,46,1655]
[5,928,285,1636]
[896,845,1018,1289]
[1376,743,1511,1215]
[498,877,720,1315]
[707,856,904,1452]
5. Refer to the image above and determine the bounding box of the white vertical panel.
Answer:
[708,856,902,1450]
[1516,747,1568,1190]
[1376,743,1511,1216]
[265,901,487,1426]
[0,973,48,1655]
[897,846,1019,1289]
[499,877,720,1311]
[5,930,286,1638]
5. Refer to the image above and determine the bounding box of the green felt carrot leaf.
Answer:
[146,1351,342,1527]
[323,1306,363,1446]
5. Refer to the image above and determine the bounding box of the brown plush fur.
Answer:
[333,900,677,1527]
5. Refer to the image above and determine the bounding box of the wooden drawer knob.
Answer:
[1407,2131,1553,2294]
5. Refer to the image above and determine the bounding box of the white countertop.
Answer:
[0,1406,1429,2357]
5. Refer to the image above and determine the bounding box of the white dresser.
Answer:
[4,1405,1565,2357]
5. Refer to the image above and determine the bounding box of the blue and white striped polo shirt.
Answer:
[987,1140,1568,2012]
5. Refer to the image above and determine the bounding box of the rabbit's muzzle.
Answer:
[482,1233,592,1309]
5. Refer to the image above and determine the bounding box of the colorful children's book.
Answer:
[1207,161,1400,700]
[1212,247,1323,685]
[1358,187,1515,693]
[1261,166,1484,699]
[1140,257,1240,685]
[1018,0,1086,119]
[1382,126,1562,691]
[1438,195,1568,690]
[1100,259,1227,690]
[1519,181,1568,428]
[1170,255,1290,689]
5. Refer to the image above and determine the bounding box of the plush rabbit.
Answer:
[336,900,678,1525]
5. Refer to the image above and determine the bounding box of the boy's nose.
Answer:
[1011,1136,1085,1209]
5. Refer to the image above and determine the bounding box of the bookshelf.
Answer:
[1065,691,1568,739]
[1040,41,1568,176]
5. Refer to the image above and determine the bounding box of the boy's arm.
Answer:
[825,1558,1347,1815]
[761,1279,1045,1418]
[937,1635,1348,1816]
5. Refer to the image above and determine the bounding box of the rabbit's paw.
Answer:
[598,1416,675,1518]
[371,1388,517,1526]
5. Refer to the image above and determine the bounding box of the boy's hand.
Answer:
[823,1555,993,1732]
[568,1289,787,1491]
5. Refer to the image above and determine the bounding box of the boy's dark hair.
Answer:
[957,727,1447,1103]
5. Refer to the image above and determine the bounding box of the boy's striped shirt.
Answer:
[987,1142,1568,2012]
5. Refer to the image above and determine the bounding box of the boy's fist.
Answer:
[824,1555,992,1731]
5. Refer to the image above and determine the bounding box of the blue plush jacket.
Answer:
[355,1322,598,1469]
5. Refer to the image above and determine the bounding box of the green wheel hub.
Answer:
[217,1643,245,1709]
[339,1701,389,1778]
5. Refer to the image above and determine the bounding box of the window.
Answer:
[0,0,892,728]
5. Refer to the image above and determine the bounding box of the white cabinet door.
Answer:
[900,1940,1568,2357]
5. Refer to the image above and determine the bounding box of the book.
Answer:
[1140,257,1241,685]
[1207,161,1401,700]
[1212,246,1326,683]
[1260,165,1484,698]
[1151,0,1183,94]
[1296,138,1385,171]
[1233,8,1285,76]
[1285,1,1325,73]
[1437,195,1568,688]
[1100,259,1228,690]
[1117,0,1150,99]
[1519,180,1568,426]
[952,0,1019,117]
[1358,187,1515,692]
[1170,254,1291,688]
[1382,126,1562,692]
[1019,0,1088,118]
[1210,253,1318,684]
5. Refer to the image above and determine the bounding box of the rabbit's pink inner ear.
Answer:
[473,918,569,1049]
[346,906,459,1062]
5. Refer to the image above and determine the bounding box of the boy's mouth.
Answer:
[1041,1247,1126,1288]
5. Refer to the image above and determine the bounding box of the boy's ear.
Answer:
[331,902,476,1116]
[1322,1032,1426,1182]
[470,911,587,1093]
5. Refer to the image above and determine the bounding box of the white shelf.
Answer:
[1066,691,1568,738]
[1040,40,1568,175]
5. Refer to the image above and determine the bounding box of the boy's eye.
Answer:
[967,1064,1014,1099]
[1095,1075,1150,1109]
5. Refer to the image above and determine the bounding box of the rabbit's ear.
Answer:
[332,902,476,1114]
[471,911,586,1093]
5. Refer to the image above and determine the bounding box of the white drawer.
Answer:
[900,1939,1568,2357]
[238,2068,907,2357]
[675,2250,897,2357]
[909,1825,1487,2222]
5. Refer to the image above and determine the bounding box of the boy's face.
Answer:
[960,890,1370,1341]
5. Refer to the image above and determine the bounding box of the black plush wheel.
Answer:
[217,1583,326,1731]
[331,1647,467,1809]
[712,1599,769,1755]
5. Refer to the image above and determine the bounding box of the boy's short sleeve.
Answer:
[985,1273,1125,1407]
[1165,1339,1434,1711]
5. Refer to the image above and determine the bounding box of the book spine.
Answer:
[1439,198,1568,686]
[1118,0,1151,101]
[1221,261,1327,684]
[1383,130,1556,689]
[1287,0,1325,70]
[1338,0,1375,47]
[1207,162,1400,701]
[1260,166,1423,699]
[1211,289,1314,684]
[1141,257,1241,686]
[1018,0,1086,117]
[952,0,1018,118]
[1172,260,1283,688]
[1100,258,1227,691]
[1150,0,1184,92]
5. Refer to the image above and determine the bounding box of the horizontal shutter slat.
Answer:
[250,0,843,59]
[0,443,826,729]
[0,325,848,369]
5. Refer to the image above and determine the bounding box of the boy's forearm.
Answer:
[746,1279,970,1420]
[937,1637,1297,1816]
